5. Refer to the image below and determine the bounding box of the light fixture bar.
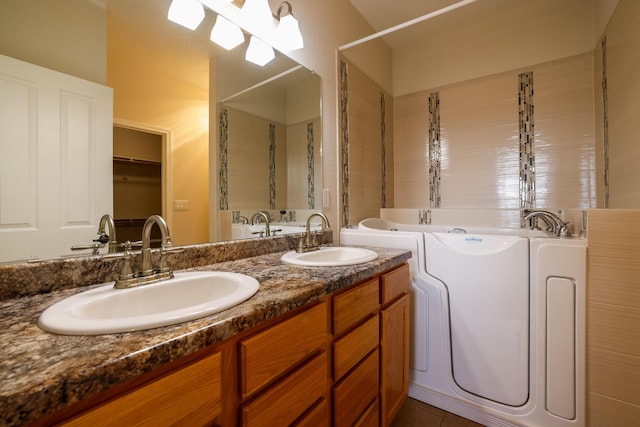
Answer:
[199,0,300,53]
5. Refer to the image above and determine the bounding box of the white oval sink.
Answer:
[281,247,378,267]
[37,271,259,335]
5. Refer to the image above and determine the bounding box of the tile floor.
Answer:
[391,398,487,427]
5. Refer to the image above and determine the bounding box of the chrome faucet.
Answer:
[98,214,118,253]
[251,211,271,237]
[522,209,571,238]
[112,214,178,289]
[297,212,331,252]
[140,214,174,276]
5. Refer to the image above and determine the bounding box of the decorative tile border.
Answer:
[428,92,441,208]
[518,72,535,212]
[218,108,229,210]
[339,60,350,226]
[381,92,387,208]
[269,123,276,210]
[307,122,315,209]
[601,37,610,208]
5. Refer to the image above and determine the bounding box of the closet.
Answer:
[113,126,162,246]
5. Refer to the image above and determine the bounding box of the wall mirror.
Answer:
[0,0,321,263]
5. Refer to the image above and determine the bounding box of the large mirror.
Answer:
[0,0,321,263]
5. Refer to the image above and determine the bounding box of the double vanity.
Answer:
[0,232,410,426]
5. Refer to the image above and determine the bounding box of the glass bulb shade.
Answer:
[210,16,245,50]
[275,14,303,51]
[245,36,275,66]
[240,0,274,33]
[167,0,205,30]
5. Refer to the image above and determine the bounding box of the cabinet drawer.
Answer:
[333,314,379,380]
[63,352,222,427]
[240,302,328,398]
[333,349,379,427]
[355,398,379,427]
[333,278,379,336]
[296,398,330,426]
[381,263,410,305]
[241,352,329,427]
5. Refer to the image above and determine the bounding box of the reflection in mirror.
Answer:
[216,65,322,240]
[0,0,321,263]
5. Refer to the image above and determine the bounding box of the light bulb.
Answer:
[275,14,303,51]
[167,0,205,30]
[210,15,245,50]
[245,36,275,66]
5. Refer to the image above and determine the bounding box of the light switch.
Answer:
[174,200,189,211]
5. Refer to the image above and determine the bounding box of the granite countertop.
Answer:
[0,246,410,426]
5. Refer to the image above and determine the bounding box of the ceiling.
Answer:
[348,0,539,49]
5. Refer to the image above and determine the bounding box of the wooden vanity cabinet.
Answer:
[47,263,410,427]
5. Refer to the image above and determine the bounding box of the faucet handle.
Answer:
[70,242,105,255]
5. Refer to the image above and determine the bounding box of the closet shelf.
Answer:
[113,156,161,166]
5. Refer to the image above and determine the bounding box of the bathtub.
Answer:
[341,218,586,427]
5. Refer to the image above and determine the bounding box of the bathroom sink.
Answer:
[281,246,378,267]
[37,271,259,335]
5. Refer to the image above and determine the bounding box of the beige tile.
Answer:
[588,392,640,427]
[588,256,640,308]
[588,209,640,259]
[589,302,640,356]
[588,346,640,406]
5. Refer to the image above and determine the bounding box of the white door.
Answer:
[0,54,113,262]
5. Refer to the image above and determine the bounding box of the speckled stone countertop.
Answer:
[0,245,410,426]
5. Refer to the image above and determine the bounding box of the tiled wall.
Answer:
[340,58,394,226]
[219,106,320,213]
[219,106,287,210]
[587,209,640,426]
[394,53,596,218]
[595,0,640,208]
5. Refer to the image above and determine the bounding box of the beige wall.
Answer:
[0,0,106,84]
[392,0,597,96]
[587,209,640,426]
[596,0,640,208]
[107,3,210,246]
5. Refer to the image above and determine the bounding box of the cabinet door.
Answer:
[380,294,410,426]
[62,352,222,427]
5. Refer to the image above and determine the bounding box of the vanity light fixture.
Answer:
[168,0,305,66]
[167,0,205,30]
[245,36,275,66]
[210,15,245,50]
[274,2,303,51]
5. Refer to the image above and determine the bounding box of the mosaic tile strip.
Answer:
[601,37,610,208]
[518,72,535,211]
[269,123,276,210]
[381,92,387,208]
[428,92,441,208]
[307,122,315,209]
[340,60,350,226]
[218,108,229,210]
